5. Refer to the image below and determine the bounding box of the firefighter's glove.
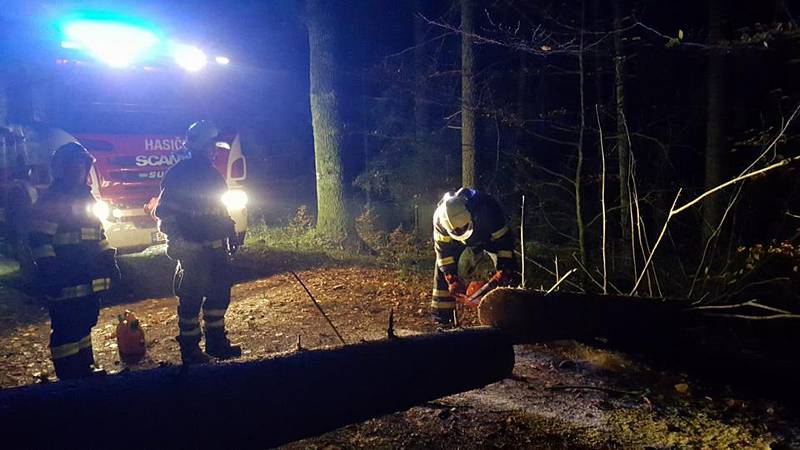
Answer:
[444,273,466,297]
[166,238,202,261]
[490,270,517,287]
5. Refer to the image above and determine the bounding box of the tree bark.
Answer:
[0,329,514,449]
[703,0,728,242]
[413,0,430,145]
[613,0,632,270]
[480,288,800,402]
[307,0,352,241]
[575,2,588,273]
[461,0,477,188]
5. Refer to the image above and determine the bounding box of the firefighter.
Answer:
[431,188,519,327]
[27,142,118,379]
[156,120,241,364]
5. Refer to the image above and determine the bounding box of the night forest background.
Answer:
[3,0,800,308]
[261,0,800,309]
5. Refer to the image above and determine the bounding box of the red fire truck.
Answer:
[0,126,248,254]
[0,13,251,255]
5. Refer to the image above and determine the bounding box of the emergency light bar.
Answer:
[61,20,159,68]
[58,16,231,71]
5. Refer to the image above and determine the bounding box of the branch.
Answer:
[629,189,682,295]
[672,156,800,216]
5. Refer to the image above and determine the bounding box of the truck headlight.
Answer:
[92,200,111,220]
[221,190,248,210]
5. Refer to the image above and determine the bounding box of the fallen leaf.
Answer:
[674,383,689,394]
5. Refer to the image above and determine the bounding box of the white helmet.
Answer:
[438,192,473,242]
[184,120,220,152]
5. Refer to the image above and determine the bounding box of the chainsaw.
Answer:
[457,279,497,308]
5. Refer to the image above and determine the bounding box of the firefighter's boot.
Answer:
[205,329,241,359]
[77,344,106,376]
[177,335,210,365]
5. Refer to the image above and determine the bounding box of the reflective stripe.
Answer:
[30,220,58,235]
[204,318,225,329]
[430,300,456,309]
[437,256,456,267]
[204,309,227,317]
[55,278,111,300]
[52,228,101,245]
[81,227,101,240]
[491,226,509,241]
[432,289,450,297]
[433,231,452,243]
[179,317,200,326]
[32,245,56,259]
[497,250,513,258]
[52,232,81,245]
[92,278,112,293]
[51,335,92,360]
[180,328,202,337]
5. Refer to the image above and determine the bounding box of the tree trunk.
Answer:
[461,0,476,188]
[413,0,430,145]
[703,0,728,242]
[480,288,800,402]
[613,0,632,272]
[575,3,588,273]
[0,329,514,449]
[307,0,352,241]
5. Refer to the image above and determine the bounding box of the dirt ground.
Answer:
[1,261,799,449]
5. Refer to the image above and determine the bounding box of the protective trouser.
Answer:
[431,246,465,326]
[173,245,232,349]
[48,295,100,379]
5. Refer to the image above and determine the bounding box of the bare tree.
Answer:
[461,0,477,188]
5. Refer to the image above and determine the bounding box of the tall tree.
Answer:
[306,0,352,241]
[613,0,632,265]
[703,0,728,242]
[413,0,430,144]
[461,0,476,188]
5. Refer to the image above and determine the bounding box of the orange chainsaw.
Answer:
[456,280,496,308]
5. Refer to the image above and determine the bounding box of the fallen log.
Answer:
[480,288,800,400]
[0,328,513,449]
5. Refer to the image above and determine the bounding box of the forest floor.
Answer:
[1,248,799,449]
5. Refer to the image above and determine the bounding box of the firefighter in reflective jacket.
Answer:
[156,120,241,364]
[27,142,118,379]
[431,188,519,327]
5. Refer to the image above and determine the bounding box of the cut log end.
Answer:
[478,287,533,330]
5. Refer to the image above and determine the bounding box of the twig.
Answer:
[690,298,791,315]
[688,186,743,299]
[387,308,396,339]
[546,268,577,294]
[596,104,608,294]
[517,251,585,292]
[545,384,642,396]
[630,190,682,295]
[520,195,526,289]
[701,313,800,320]
[289,271,347,345]
[672,156,800,216]
[571,253,605,292]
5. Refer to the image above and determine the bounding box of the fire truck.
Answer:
[0,12,250,255]
[0,126,248,254]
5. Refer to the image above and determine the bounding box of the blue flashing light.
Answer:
[59,17,161,68]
